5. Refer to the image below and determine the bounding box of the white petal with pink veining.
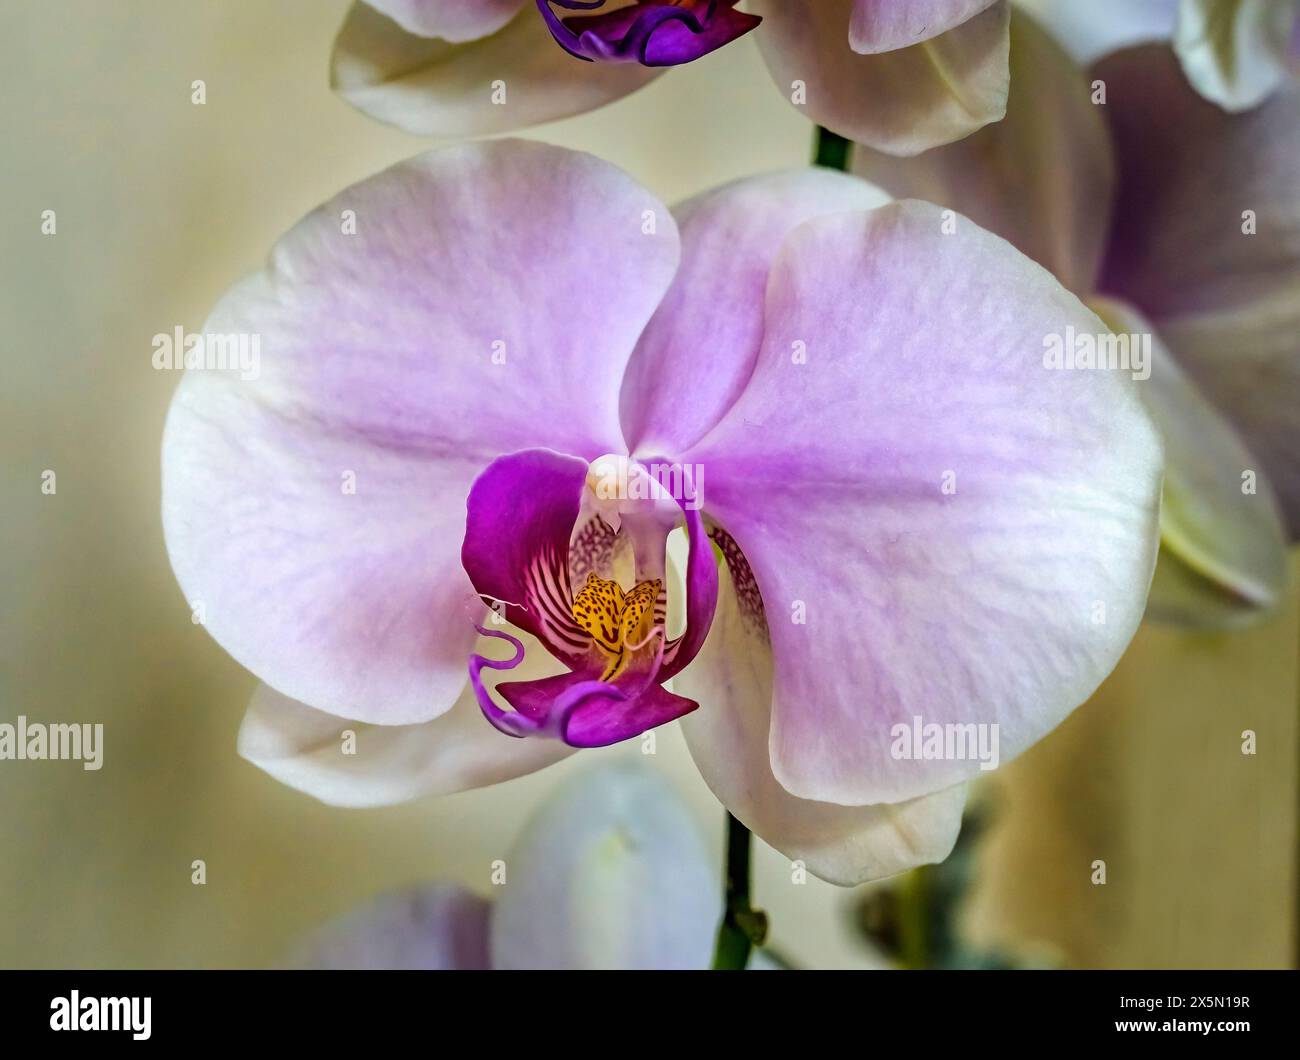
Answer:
[685,200,1163,805]
[162,141,679,724]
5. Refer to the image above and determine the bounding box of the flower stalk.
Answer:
[712,812,768,969]
[814,126,850,171]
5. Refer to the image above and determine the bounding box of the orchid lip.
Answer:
[461,448,719,749]
[534,0,761,67]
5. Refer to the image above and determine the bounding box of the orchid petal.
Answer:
[489,761,719,969]
[162,140,679,724]
[685,200,1163,805]
[1096,46,1300,536]
[752,0,1010,156]
[848,0,999,53]
[1088,296,1287,625]
[1173,0,1299,112]
[853,8,1115,293]
[290,884,491,969]
[678,543,968,885]
[237,636,574,808]
[333,1,661,136]
[364,0,525,41]
[622,168,890,457]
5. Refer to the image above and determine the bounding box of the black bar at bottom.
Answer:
[0,969,1291,1046]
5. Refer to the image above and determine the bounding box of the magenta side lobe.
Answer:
[536,0,761,66]
[461,448,592,667]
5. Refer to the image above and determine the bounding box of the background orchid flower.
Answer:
[162,137,1162,886]
[854,11,1298,628]
[290,762,724,969]
[334,0,1014,154]
[1017,0,1300,112]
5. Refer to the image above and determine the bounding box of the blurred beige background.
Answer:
[1,0,1295,968]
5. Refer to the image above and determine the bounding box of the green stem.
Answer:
[897,865,931,970]
[813,126,851,171]
[711,813,768,970]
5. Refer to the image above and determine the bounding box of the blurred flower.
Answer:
[854,12,1298,628]
[1017,0,1300,111]
[163,138,1161,885]
[290,761,722,969]
[332,0,1014,154]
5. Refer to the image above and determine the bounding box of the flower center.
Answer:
[571,572,663,682]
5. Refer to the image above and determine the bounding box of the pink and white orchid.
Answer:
[855,12,1299,628]
[161,138,1163,885]
[333,0,1014,154]
[290,762,723,970]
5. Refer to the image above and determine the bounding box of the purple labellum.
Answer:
[462,449,718,749]
[535,0,761,66]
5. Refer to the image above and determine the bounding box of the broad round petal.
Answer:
[753,0,1010,156]
[853,8,1115,293]
[162,140,679,724]
[678,543,968,885]
[333,1,662,136]
[365,0,525,41]
[1096,46,1300,536]
[489,760,720,969]
[686,201,1164,805]
[621,168,890,457]
[290,884,491,969]
[849,0,999,53]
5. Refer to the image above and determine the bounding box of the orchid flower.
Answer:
[1017,0,1300,112]
[162,138,1162,886]
[854,11,1298,628]
[333,0,1014,154]
[290,762,724,969]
